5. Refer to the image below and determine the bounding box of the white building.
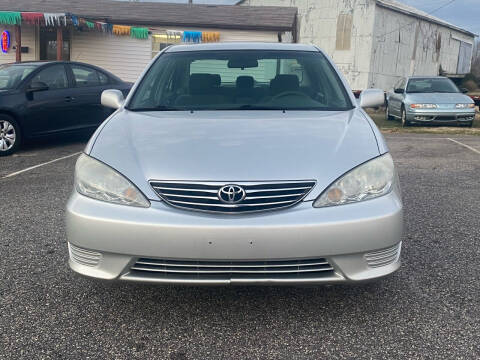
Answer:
[239,0,476,91]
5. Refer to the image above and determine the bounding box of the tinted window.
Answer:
[128,50,353,111]
[98,71,110,85]
[71,65,104,87]
[0,64,38,90]
[30,65,68,89]
[406,78,459,93]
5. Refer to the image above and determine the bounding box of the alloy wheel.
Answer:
[0,119,16,151]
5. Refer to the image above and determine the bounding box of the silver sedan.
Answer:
[66,43,403,285]
[387,76,475,127]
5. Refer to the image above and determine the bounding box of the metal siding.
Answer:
[71,28,278,83]
[370,4,475,90]
[241,0,377,91]
[71,30,152,82]
[457,42,473,75]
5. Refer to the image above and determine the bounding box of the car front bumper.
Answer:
[66,187,403,285]
[406,109,475,123]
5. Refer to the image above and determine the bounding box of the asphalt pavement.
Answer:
[0,134,479,359]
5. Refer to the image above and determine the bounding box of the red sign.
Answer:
[1,31,10,54]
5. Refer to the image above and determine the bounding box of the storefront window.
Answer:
[40,28,70,61]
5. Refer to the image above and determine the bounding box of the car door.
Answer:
[23,64,76,136]
[389,78,407,116]
[67,64,115,129]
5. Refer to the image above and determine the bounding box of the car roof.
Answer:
[165,42,319,53]
[1,60,124,82]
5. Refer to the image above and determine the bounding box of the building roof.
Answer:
[235,0,475,37]
[0,0,297,31]
[376,0,476,37]
[165,42,318,52]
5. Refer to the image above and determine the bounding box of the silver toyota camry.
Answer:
[387,76,476,127]
[66,43,403,285]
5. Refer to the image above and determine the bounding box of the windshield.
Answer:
[406,78,460,93]
[128,50,353,111]
[0,64,38,90]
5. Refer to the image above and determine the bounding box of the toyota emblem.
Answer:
[218,185,246,204]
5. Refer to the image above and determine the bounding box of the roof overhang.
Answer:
[0,0,297,32]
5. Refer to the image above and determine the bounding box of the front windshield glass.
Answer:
[0,64,38,90]
[406,78,460,93]
[128,50,353,111]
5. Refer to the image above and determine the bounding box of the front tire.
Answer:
[401,106,409,127]
[0,115,21,156]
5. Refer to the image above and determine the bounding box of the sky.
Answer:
[399,0,480,35]
[120,0,480,35]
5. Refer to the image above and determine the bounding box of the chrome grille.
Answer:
[150,180,316,214]
[68,244,102,267]
[365,243,401,268]
[129,257,335,280]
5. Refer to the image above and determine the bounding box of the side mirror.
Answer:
[394,88,405,94]
[461,88,469,94]
[359,89,385,108]
[101,89,125,109]
[27,81,49,92]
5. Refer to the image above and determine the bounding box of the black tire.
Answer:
[0,114,21,156]
[466,121,474,128]
[401,106,409,127]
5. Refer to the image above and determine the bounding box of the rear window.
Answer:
[128,50,353,111]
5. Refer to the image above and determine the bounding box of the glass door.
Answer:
[39,28,70,61]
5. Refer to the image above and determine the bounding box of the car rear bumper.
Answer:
[66,187,403,285]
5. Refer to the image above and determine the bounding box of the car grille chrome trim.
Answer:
[128,257,335,279]
[150,180,316,214]
[365,243,401,268]
[68,244,102,267]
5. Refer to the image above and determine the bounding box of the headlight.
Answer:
[410,104,437,109]
[455,103,475,109]
[74,154,150,208]
[313,154,395,208]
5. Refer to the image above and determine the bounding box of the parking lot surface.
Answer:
[1,134,479,359]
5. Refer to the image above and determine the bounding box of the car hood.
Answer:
[89,109,382,201]
[406,92,473,104]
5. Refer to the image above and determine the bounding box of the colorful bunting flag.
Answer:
[202,32,220,43]
[21,12,44,25]
[0,11,154,41]
[44,13,67,27]
[0,11,21,25]
[183,31,202,43]
[131,27,149,39]
[84,20,94,29]
[113,25,131,36]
